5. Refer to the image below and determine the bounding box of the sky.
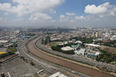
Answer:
[0,0,116,27]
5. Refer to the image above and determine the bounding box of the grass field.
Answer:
[50,43,59,46]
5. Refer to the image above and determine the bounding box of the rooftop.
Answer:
[61,46,74,51]
[85,44,100,47]
[49,72,67,77]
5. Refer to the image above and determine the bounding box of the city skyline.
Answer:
[0,0,116,27]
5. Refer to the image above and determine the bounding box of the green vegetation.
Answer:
[70,37,94,47]
[21,56,25,60]
[0,45,4,48]
[103,40,116,47]
[20,56,28,62]
[51,39,64,42]
[26,33,35,36]
[30,61,35,66]
[0,52,14,58]
[94,41,102,44]
[95,40,116,47]
[50,43,59,46]
[9,47,17,53]
[42,36,51,45]
[0,45,17,58]
[34,73,39,77]
[71,37,94,43]
[96,49,116,63]
[0,43,17,58]
[51,45,74,54]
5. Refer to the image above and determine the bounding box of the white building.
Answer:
[49,72,67,77]
[61,46,74,51]
[63,41,68,44]
[74,48,85,55]
[110,35,116,40]
[95,52,100,56]
[85,44,100,49]
[87,51,100,58]
[75,41,82,44]
[0,40,8,43]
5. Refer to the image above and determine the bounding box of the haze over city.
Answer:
[0,0,116,27]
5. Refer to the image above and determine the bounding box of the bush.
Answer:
[96,49,116,63]
[0,47,16,58]
[30,61,35,66]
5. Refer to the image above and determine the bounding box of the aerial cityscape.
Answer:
[0,0,116,77]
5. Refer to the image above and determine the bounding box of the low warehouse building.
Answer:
[61,46,74,51]
[49,72,67,77]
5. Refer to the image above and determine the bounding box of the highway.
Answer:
[26,36,114,77]
[18,38,58,74]
[18,36,89,77]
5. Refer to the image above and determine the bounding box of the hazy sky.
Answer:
[0,0,116,27]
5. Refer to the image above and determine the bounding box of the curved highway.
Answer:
[26,36,113,77]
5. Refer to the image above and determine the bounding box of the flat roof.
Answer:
[49,72,67,77]
[61,46,74,51]
[85,44,100,47]
[0,40,8,43]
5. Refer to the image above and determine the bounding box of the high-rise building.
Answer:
[92,32,95,37]
[95,32,99,37]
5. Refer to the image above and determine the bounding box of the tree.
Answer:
[30,61,35,66]
[44,36,51,45]
[42,39,45,44]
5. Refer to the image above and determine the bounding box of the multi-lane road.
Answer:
[26,36,114,77]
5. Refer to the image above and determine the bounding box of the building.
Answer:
[95,32,99,37]
[61,46,74,51]
[87,52,100,58]
[0,40,8,44]
[110,35,116,40]
[74,48,85,55]
[74,41,82,44]
[49,72,67,77]
[92,32,95,37]
[85,44,100,49]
